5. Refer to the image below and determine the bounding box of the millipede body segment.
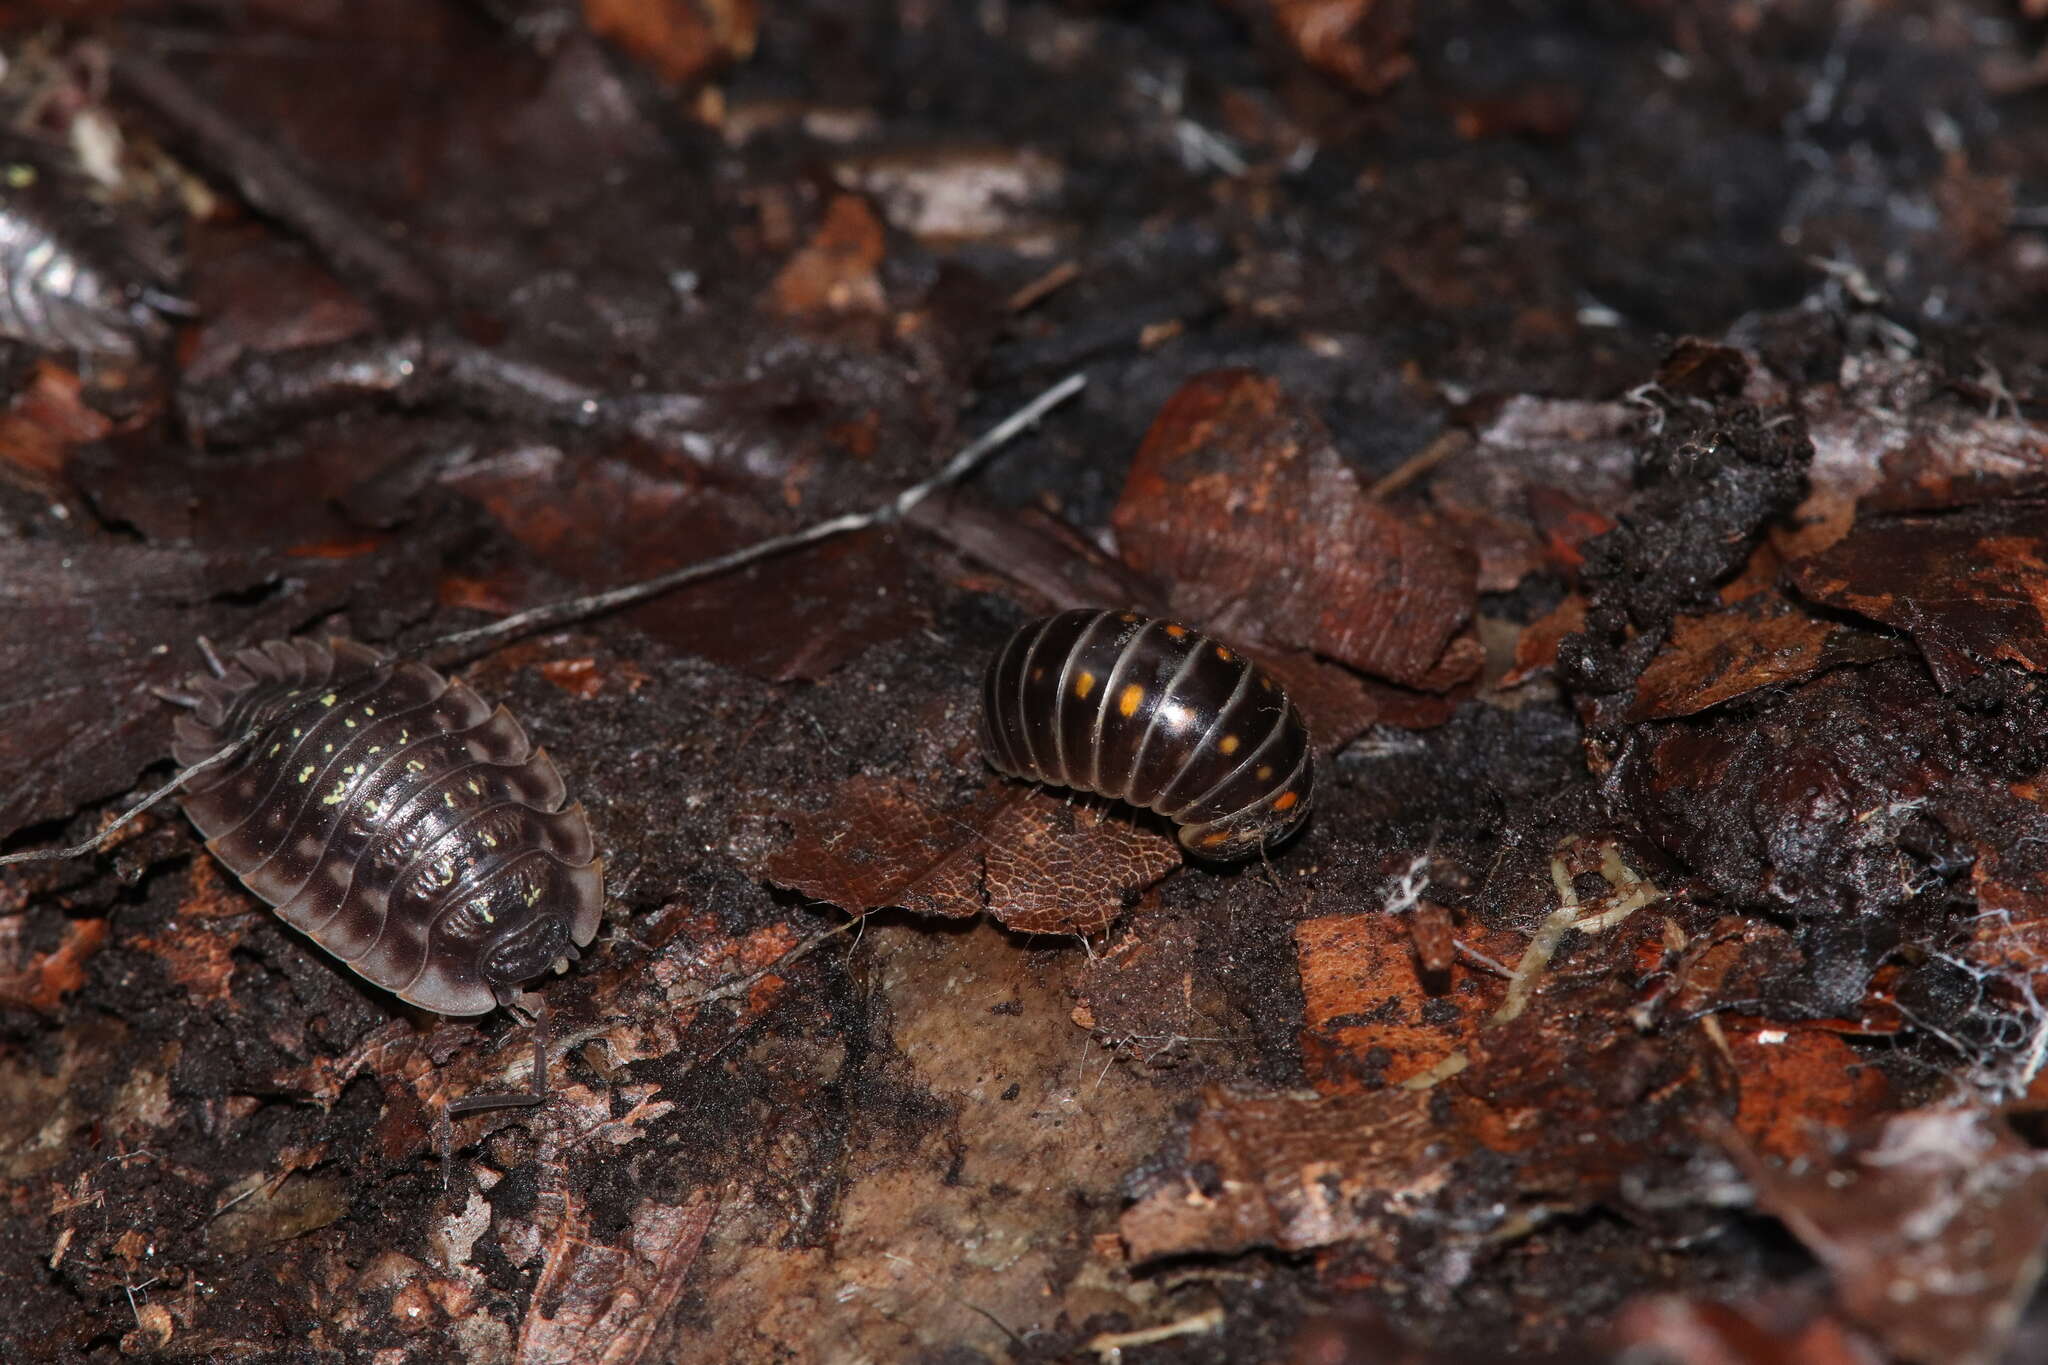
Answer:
[980,609,1314,858]
[161,638,603,1014]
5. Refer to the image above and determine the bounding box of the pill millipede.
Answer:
[980,608,1314,860]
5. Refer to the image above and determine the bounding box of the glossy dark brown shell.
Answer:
[979,609,1314,859]
[0,141,173,357]
[166,639,603,1015]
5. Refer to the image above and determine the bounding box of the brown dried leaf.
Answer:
[1790,503,2048,690]
[978,797,1181,936]
[1253,647,1379,755]
[761,776,1178,936]
[1630,591,1899,720]
[448,444,927,681]
[1608,1298,1886,1365]
[1732,1109,2048,1365]
[1113,371,1476,689]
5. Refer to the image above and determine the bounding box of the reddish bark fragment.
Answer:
[1261,0,1415,97]
[1720,1025,1892,1164]
[1499,593,1586,688]
[1293,911,1508,1094]
[761,776,1178,936]
[1730,1109,2048,1365]
[1630,591,1897,720]
[582,0,758,87]
[516,1192,716,1365]
[768,194,886,319]
[0,916,107,1013]
[1119,1085,1468,1262]
[1113,371,1476,689]
[1790,504,2048,690]
[0,361,113,481]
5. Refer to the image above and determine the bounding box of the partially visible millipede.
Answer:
[980,608,1315,859]
[157,637,603,1017]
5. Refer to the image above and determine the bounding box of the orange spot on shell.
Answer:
[1075,671,1096,699]
[1201,830,1231,847]
[1218,734,1240,755]
[1273,791,1300,812]
[1215,646,1234,662]
[1118,684,1145,717]
[1165,623,1188,639]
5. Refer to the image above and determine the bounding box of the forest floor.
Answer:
[6,2,2048,1362]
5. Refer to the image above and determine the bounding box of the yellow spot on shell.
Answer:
[1074,672,1096,699]
[320,693,337,706]
[323,744,333,754]
[297,765,315,783]
[1260,675,1275,692]
[480,906,495,924]
[1256,765,1273,781]
[344,718,356,728]
[525,885,543,906]
[467,779,482,795]
[1218,734,1240,755]
[444,792,457,808]
[268,743,281,757]
[322,781,348,806]
[363,705,375,715]
[407,760,426,773]
[1118,684,1144,717]
[480,831,498,848]
[1273,791,1300,812]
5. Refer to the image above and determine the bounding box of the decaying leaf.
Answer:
[1630,590,1899,720]
[1790,502,2048,690]
[761,775,1179,935]
[1731,1109,2048,1365]
[1112,370,1476,691]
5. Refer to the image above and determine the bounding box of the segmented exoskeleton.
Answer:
[980,609,1314,858]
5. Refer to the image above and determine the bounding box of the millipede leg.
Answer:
[195,636,228,677]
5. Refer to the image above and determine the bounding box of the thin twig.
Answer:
[0,735,249,868]
[415,370,1086,665]
[115,50,445,314]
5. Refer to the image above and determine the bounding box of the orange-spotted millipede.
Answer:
[980,609,1314,859]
